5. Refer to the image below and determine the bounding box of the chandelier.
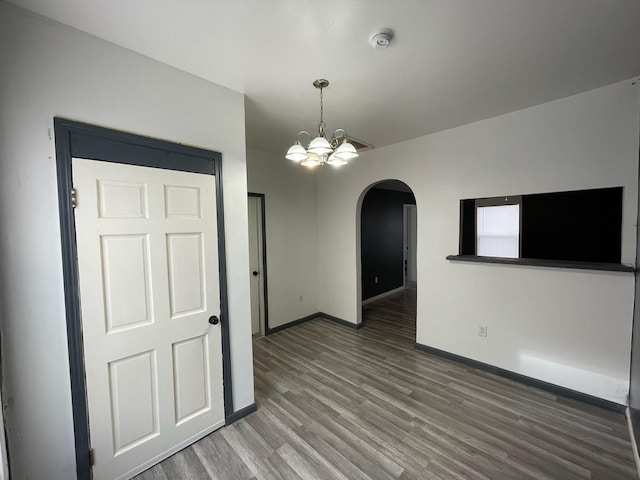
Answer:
[285,79,359,167]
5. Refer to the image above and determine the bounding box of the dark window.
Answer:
[460,187,623,263]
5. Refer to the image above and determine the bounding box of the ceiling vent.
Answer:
[349,137,374,152]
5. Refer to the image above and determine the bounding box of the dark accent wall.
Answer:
[521,188,622,263]
[361,188,415,300]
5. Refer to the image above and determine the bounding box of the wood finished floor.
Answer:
[135,286,637,479]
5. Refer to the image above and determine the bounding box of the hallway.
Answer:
[361,284,416,346]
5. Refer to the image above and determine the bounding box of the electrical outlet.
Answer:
[374,276,379,284]
[478,325,488,337]
[299,295,303,303]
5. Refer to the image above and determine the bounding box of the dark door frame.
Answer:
[54,118,234,479]
[248,193,270,334]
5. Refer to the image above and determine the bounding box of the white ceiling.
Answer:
[8,0,640,155]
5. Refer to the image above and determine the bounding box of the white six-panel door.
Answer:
[73,158,225,480]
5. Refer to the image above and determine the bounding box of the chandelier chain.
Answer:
[319,86,324,126]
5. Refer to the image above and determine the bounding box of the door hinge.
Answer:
[71,188,77,208]
[89,448,95,466]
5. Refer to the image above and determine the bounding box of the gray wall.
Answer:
[0,4,254,478]
[316,80,639,404]
[629,142,640,452]
[246,148,319,328]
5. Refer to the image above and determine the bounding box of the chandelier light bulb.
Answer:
[300,152,321,167]
[308,135,332,156]
[327,154,348,167]
[333,140,359,161]
[285,142,309,162]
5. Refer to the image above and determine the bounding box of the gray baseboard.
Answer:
[319,312,363,329]
[267,313,319,334]
[267,312,362,335]
[226,402,257,425]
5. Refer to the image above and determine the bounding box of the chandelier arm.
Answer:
[333,128,347,138]
[296,131,312,145]
[329,128,348,149]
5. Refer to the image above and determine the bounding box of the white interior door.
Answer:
[73,158,225,480]
[404,204,417,284]
[248,195,264,335]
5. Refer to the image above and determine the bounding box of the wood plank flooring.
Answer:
[135,286,637,479]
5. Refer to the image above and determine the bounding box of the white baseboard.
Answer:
[626,408,640,480]
[362,285,406,305]
[517,354,628,404]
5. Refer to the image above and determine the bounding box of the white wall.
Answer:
[0,3,254,479]
[246,148,319,328]
[317,80,640,404]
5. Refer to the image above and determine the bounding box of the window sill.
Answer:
[446,255,634,273]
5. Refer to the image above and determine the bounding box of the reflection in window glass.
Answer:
[477,204,519,258]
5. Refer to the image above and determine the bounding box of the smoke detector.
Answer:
[369,28,394,50]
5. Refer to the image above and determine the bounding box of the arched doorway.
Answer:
[356,180,417,338]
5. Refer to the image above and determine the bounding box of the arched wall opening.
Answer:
[356,179,417,327]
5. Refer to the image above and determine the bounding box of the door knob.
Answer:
[252,271,259,276]
[208,315,219,325]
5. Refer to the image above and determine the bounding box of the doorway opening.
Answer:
[248,193,269,336]
[357,180,417,339]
